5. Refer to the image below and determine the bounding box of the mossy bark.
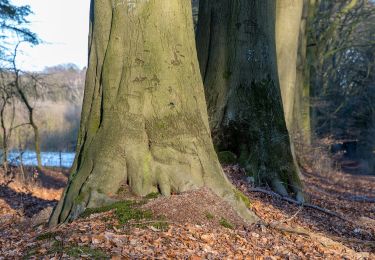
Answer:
[49,0,258,226]
[196,0,303,200]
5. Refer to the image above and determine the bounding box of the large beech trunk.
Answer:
[196,0,303,200]
[50,0,258,226]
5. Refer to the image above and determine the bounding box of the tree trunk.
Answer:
[275,0,303,133]
[275,0,304,177]
[50,0,258,226]
[31,119,42,170]
[196,0,303,200]
[17,88,42,170]
[293,0,311,144]
[0,100,8,172]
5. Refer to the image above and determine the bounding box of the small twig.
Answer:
[286,207,304,222]
[10,123,30,131]
[268,206,304,228]
[281,206,303,223]
[129,220,174,226]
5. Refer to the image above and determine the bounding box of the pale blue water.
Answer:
[7,151,75,168]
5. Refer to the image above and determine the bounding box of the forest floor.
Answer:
[0,160,374,259]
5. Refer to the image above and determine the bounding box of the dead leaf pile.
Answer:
[0,165,374,259]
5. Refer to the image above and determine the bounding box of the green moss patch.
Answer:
[219,218,234,229]
[234,189,251,208]
[81,201,153,225]
[145,192,160,199]
[80,200,168,231]
[205,212,214,220]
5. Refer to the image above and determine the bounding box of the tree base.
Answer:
[49,134,259,226]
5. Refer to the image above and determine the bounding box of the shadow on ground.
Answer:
[0,183,57,217]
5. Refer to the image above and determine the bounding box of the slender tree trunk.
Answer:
[50,0,258,226]
[17,88,42,170]
[11,51,43,170]
[294,0,311,144]
[31,118,42,170]
[0,100,8,172]
[196,0,303,200]
[293,0,310,144]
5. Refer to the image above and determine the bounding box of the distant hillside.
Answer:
[1,64,86,152]
[36,64,86,104]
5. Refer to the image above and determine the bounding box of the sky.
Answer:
[11,0,90,71]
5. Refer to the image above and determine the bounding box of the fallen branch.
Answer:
[250,187,355,224]
[268,206,304,227]
[344,195,375,203]
[261,221,375,248]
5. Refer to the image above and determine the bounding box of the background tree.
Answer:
[0,0,38,170]
[305,0,375,173]
[0,71,15,172]
[10,43,43,169]
[293,0,312,145]
[196,0,303,200]
[0,0,38,56]
[50,0,257,226]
